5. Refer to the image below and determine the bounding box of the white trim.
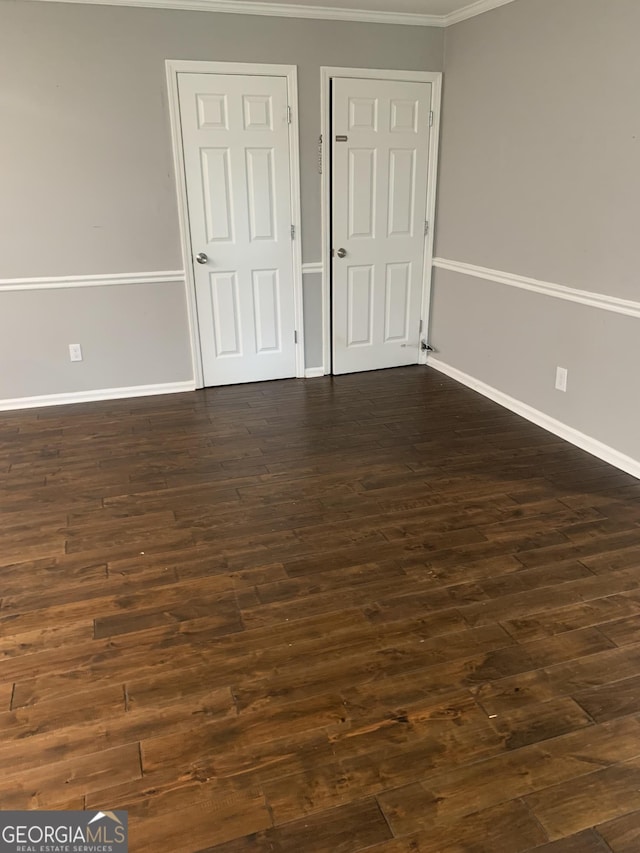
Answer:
[165,60,305,387]
[0,270,184,292]
[419,72,442,366]
[321,66,443,376]
[432,258,640,321]
[0,381,196,413]
[31,0,518,26]
[302,262,324,276]
[320,66,332,376]
[286,68,306,380]
[304,367,325,379]
[428,358,640,481]
[444,0,517,26]
[33,0,445,26]
[166,62,205,389]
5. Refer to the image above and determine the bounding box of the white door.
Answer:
[177,72,297,386]
[332,77,432,375]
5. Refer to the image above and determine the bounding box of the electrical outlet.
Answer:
[69,344,83,362]
[555,366,568,392]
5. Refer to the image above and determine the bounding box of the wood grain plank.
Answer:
[598,610,640,647]
[370,798,547,852]
[0,688,235,775]
[129,784,270,852]
[270,798,392,852]
[525,756,640,840]
[380,716,640,829]
[0,742,141,809]
[475,642,640,716]
[0,682,13,711]
[574,675,640,723]
[3,367,640,851]
[502,594,640,642]
[597,809,640,853]
[519,831,611,853]
[485,696,593,750]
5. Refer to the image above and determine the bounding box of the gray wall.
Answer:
[302,272,324,370]
[0,283,192,400]
[0,1,444,277]
[432,0,640,463]
[0,1,443,400]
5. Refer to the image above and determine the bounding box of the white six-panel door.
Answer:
[332,77,432,375]
[177,72,297,386]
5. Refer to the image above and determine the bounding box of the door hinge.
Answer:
[294,330,298,344]
[419,319,423,334]
[287,105,292,124]
[429,110,434,127]
[424,220,430,236]
[318,134,323,174]
[291,224,296,240]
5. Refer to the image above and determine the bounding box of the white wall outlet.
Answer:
[555,366,568,392]
[68,343,83,362]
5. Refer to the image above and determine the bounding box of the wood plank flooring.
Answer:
[1,366,640,852]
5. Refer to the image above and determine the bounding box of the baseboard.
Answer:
[0,380,196,412]
[428,358,640,480]
[304,367,325,379]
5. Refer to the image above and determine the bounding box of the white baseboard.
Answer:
[0,380,196,412]
[304,367,325,379]
[428,358,640,481]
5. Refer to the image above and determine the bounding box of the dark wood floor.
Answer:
[1,367,640,852]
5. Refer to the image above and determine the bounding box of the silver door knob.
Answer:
[195,252,208,264]
[336,248,347,259]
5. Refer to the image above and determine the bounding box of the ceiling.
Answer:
[35,0,517,27]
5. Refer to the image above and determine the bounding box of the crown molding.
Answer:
[26,0,519,27]
[31,0,445,26]
[444,0,516,26]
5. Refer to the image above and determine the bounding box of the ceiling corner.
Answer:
[444,0,518,27]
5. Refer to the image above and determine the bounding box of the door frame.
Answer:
[166,60,305,388]
[320,66,442,375]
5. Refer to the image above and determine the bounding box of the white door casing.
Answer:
[331,76,432,375]
[167,62,303,388]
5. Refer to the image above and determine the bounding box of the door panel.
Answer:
[332,77,431,375]
[385,263,411,342]
[178,72,296,386]
[210,272,241,357]
[347,266,374,347]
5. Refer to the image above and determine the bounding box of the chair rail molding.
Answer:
[433,258,640,320]
[0,270,185,292]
